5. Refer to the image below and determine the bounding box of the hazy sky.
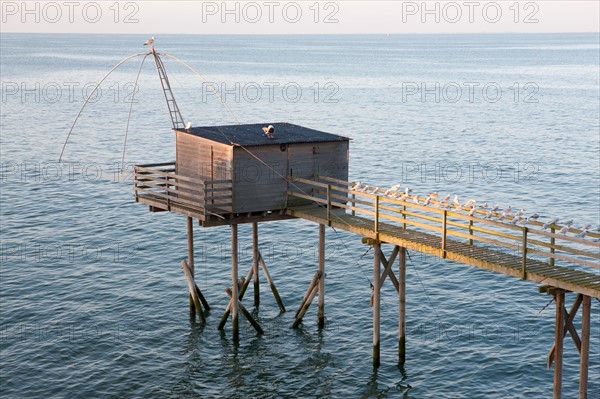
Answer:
[1,1,599,34]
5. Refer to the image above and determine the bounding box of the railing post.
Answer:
[374,195,380,237]
[441,210,447,258]
[550,227,556,266]
[521,227,528,279]
[351,192,356,217]
[402,204,406,230]
[326,184,332,224]
[468,219,474,246]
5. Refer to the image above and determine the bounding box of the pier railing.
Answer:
[287,175,600,276]
[134,162,232,220]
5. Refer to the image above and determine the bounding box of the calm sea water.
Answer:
[1,33,599,398]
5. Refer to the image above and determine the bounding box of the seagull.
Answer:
[390,184,401,192]
[498,212,507,221]
[509,217,519,225]
[563,219,574,226]
[262,125,275,139]
[558,225,570,235]
[575,229,587,238]
[352,182,363,191]
[581,223,592,230]
[423,196,432,206]
[185,122,192,131]
[453,195,460,207]
[520,217,529,225]
[479,202,489,209]
[442,194,450,202]
[468,206,477,217]
[485,210,493,219]
[504,205,512,215]
[144,36,155,46]
[428,192,438,199]
[516,209,526,217]
[491,204,499,212]
[413,195,420,205]
[405,187,412,196]
[530,213,540,220]
[543,217,559,230]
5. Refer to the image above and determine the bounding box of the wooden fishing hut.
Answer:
[134,121,350,339]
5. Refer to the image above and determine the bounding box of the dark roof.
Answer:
[178,122,350,146]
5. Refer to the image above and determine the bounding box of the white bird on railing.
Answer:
[530,213,540,220]
[351,181,362,190]
[453,194,460,207]
[369,186,380,194]
[563,219,574,226]
[575,229,588,238]
[468,206,477,217]
[390,184,401,192]
[144,36,155,46]
[491,204,499,212]
[485,210,493,219]
[413,195,420,205]
[423,196,432,206]
[498,212,507,221]
[442,194,450,202]
[504,205,512,214]
[558,225,570,235]
[581,223,592,230]
[516,209,526,217]
[543,217,559,230]
[428,192,438,199]
[520,217,529,225]
[479,202,489,209]
[464,199,476,207]
[405,187,412,196]
[509,217,519,225]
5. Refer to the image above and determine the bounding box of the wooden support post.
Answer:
[521,227,528,279]
[187,216,195,317]
[373,241,381,368]
[258,252,286,312]
[351,192,356,216]
[550,227,556,266]
[218,265,253,330]
[553,289,565,399]
[548,294,583,367]
[441,210,447,258]
[231,224,239,342]
[182,260,205,324]
[295,272,320,318]
[318,224,325,329]
[252,222,260,308]
[398,246,406,364]
[225,288,264,335]
[292,272,324,328]
[370,246,399,306]
[579,295,590,399]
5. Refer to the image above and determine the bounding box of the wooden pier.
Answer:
[134,165,598,398]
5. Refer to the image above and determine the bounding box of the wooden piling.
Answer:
[187,216,195,317]
[292,273,321,328]
[553,289,565,399]
[258,252,286,312]
[318,224,325,328]
[182,260,205,323]
[373,241,381,368]
[231,224,239,342]
[252,222,260,308]
[398,246,406,364]
[218,265,253,330]
[579,295,590,399]
[295,272,320,319]
[226,288,264,335]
